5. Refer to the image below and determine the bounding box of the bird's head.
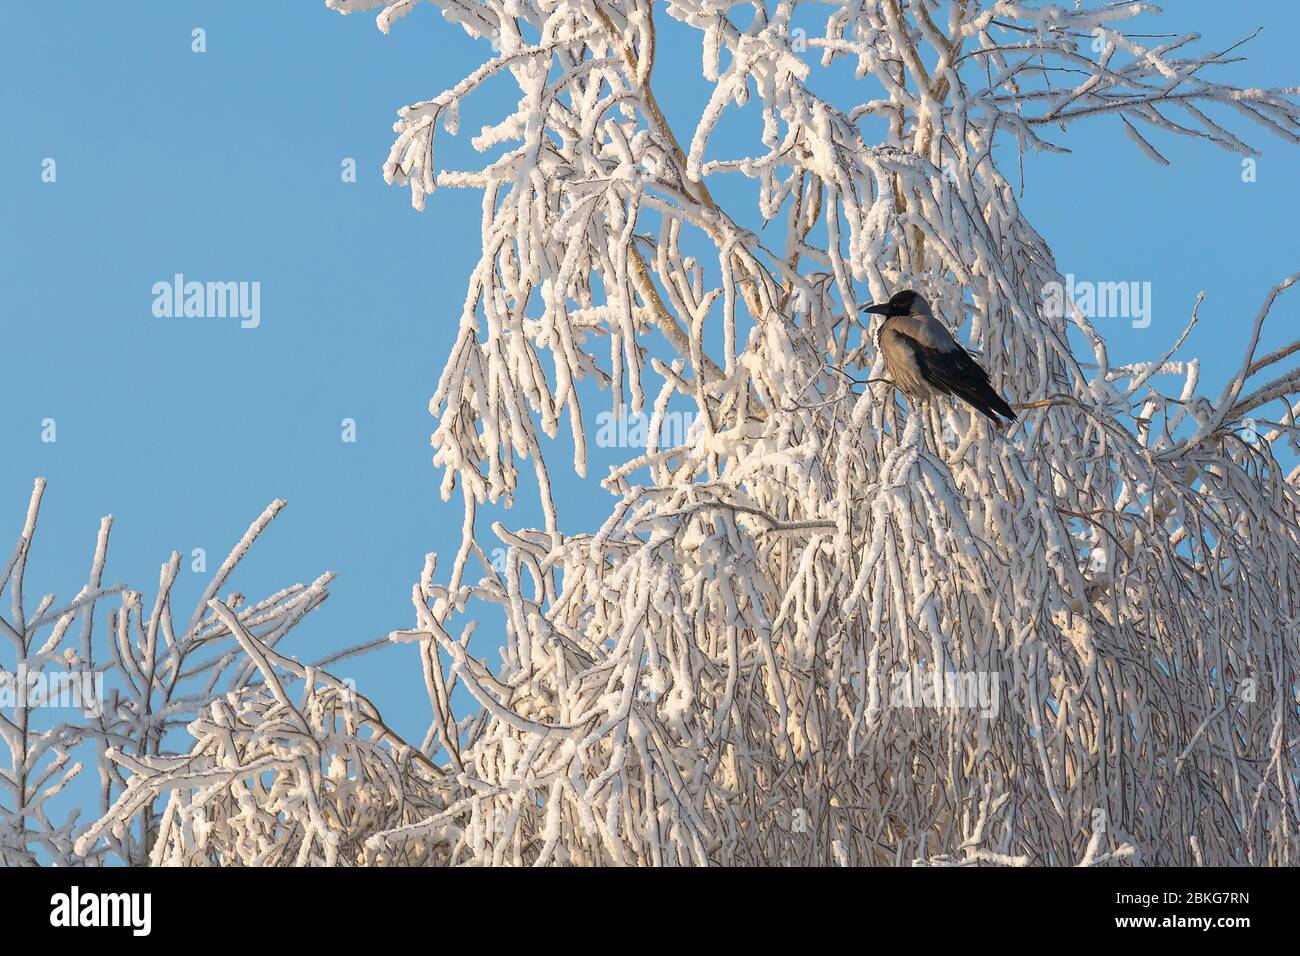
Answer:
[861,289,930,317]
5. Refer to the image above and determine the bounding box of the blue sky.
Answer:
[1,1,1296,792]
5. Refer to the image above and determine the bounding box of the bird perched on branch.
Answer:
[862,289,1017,427]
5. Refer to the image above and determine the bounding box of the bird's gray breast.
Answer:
[879,325,931,398]
[878,313,957,399]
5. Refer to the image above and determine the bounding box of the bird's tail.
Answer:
[950,378,1017,424]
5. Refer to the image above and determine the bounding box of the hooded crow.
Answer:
[862,289,1017,426]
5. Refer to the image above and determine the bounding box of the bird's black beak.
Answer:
[861,302,891,315]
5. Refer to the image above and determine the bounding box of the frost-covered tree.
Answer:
[320,0,1300,867]
[2,482,442,866]
[26,0,1300,866]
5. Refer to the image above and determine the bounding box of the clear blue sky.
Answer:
[1,1,1295,787]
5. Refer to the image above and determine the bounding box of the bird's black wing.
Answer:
[897,334,1017,423]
